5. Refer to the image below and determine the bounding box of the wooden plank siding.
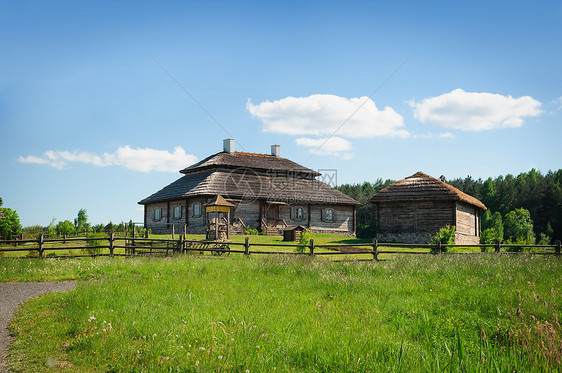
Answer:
[455,202,477,236]
[232,201,261,229]
[377,201,453,233]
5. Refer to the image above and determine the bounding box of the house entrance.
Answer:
[265,202,285,227]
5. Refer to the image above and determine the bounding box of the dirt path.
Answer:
[0,281,77,373]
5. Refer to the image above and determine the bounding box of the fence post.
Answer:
[38,233,44,257]
[555,240,561,256]
[63,234,67,245]
[244,237,250,256]
[436,240,442,254]
[309,239,315,256]
[109,232,114,257]
[372,238,378,261]
[495,239,501,254]
[145,229,149,238]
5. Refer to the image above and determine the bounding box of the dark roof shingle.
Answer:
[180,151,320,176]
[139,169,359,205]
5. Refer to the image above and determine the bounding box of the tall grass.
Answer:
[5,254,561,372]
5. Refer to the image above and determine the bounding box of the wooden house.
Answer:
[369,172,487,244]
[138,139,360,236]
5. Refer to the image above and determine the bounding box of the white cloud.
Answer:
[17,146,198,172]
[552,96,562,110]
[414,132,455,139]
[295,136,354,159]
[410,89,542,131]
[247,94,409,138]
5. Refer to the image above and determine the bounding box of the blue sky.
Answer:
[1,0,561,227]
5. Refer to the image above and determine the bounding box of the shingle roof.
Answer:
[369,171,486,210]
[139,169,359,205]
[180,151,320,176]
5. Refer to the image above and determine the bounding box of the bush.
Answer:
[245,228,259,235]
[431,225,455,253]
[538,233,551,246]
[480,228,500,251]
[504,208,535,245]
[85,234,105,256]
[0,208,22,240]
[296,228,312,253]
[504,236,535,252]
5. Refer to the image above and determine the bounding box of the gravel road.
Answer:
[0,282,77,373]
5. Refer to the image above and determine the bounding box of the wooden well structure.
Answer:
[205,195,235,240]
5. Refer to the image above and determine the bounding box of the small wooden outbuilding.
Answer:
[370,172,487,244]
[283,225,307,242]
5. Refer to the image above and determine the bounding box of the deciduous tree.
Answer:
[0,208,22,240]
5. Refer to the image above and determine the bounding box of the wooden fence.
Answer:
[0,234,560,259]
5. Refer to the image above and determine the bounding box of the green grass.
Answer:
[3,254,561,372]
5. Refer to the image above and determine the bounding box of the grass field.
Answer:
[2,253,561,372]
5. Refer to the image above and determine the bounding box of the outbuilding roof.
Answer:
[369,171,486,210]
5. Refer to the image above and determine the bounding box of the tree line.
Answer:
[0,202,140,240]
[338,169,562,243]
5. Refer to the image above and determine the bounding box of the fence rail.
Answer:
[0,234,560,259]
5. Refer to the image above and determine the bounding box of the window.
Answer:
[192,202,202,218]
[173,205,182,219]
[294,207,304,221]
[322,208,335,223]
[325,209,333,222]
[154,208,161,221]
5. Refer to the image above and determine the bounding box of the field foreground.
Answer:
[2,254,561,372]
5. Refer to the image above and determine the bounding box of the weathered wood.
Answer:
[372,238,378,261]
[109,232,115,256]
[244,237,250,256]
[38,234,44,257]
[555,240,561,255]
[309,238,315,256]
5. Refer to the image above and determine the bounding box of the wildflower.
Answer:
[218,355,223,359]
[195,361,199,366]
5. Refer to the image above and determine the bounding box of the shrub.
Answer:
[480,228,500,251]
[85,234,104,256]
[431,225,455,253]
[504,208,535,245]
[504,236,535,252]
[245,228,259,235]
[0,208,22,240]
[296,228,312,253]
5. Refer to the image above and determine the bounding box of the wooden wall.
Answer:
[376,200,483,244]
[145,200,356,235]
[232,201,261,229]
[377,201,454,233]
[455,202,477,236]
